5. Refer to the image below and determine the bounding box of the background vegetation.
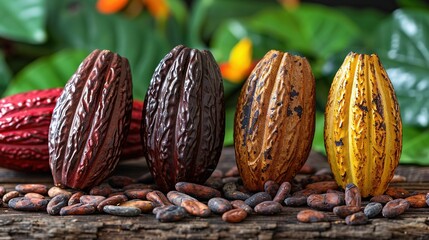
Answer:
[0,0,428,164]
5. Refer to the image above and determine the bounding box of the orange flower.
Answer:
[96,0,128,14]
[142,0,170,20]
[219,38,255,84]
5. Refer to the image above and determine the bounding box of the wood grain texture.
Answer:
[234,50,316,191]
[49,50,133,190]
[324,52,402,197]
[142,45,225,192]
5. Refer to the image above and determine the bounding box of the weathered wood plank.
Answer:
[0,148,428,239]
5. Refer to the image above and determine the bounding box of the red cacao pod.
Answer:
[142,45,225,192]
[0,88,144,172]
[49,49,133,189]
[0,88,63,172]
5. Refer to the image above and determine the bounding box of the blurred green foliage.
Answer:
[0,0,428,164]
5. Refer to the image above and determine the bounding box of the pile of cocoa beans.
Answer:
[1,166,428,225]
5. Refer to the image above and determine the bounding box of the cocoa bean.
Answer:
[370,195,393,204]
[0,186,6,198]
[47,194,69,215]
[108,192,125,197]
[264,180,280,198]
[244,192,272,208]
[292,189,318,197]
[222,177,240,184]
[175,182,221,200]
[305,181,338,193]
[298,163,316,174]
[301,174,333,185]
[48,186,73,198]
[385,187,410,199]
[222,208,247,223]
[273,182,291,203]
[60,203,96,216]
[103,205,141,217]
[123,183,157,190]
[167,191,197,206]
[24,193,45,199]
[225,166,239,177]
[124,189,153,200]
[108,176,135,188]
[426,193,429,207]
[307,193,341,211]
[9,197,48,211]
[391,174,407,183]
[284,196,308,207]
[296,209,328,223]
[146,190,172,207]
[405,193,427,208]
[382,199,410,218]
[222,182,250,200]
[3,191,20,204]
[155,205,187,222]
[326,190,345,205]
[181,199,211,217]
[68,191,85,206]
[314,168,333,176]
[230,200,253,214]
[345,183,361,207]
[89,185,113,197]
[208,197,232,214]
[120,200,154,213]
[204,177,224,190]
[136,173,154,184]
[210,169,223,178]
[80,195,106,208]
[364,202,383,218]
[345,212,368,225]
[15,184,48,195]
[97,194,128,212]
[333,205,361,218]
[254,201,282,215]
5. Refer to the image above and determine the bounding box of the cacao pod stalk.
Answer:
[234,50,316,192]
[324,52,402,197]
[142,45,225,192]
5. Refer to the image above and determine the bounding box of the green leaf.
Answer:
[401,126,429,165]
[3,49,89,97]
[0,0,47,43]
[0,51,12,96]
[375,9,429,127]
[46,0,171,100]
[188,0,278,48]
[312,111,326,154]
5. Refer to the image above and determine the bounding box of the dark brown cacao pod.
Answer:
[142,45,225,192]
[234,50,316,191]
[0,88,63,172]
[49,49,133,190]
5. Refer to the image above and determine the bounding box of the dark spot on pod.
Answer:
[294,106,303,118]
[335,139,344,147]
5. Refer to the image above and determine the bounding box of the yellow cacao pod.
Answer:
[234,50,316,191]
[324,52,402,197]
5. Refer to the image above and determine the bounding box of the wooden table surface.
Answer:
[0,148,428,240]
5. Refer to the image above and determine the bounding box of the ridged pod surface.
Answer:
[0,88,62,172]
[324,52,402,197]
[234,50,316,192]
[49,49,133,190]
[142,45,225,192]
